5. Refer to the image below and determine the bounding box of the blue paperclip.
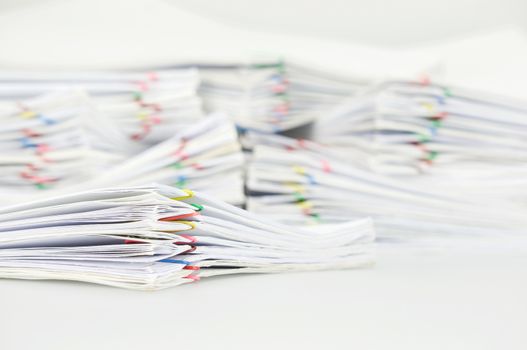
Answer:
[271,73,280,81]
[38,114,56,125]
[306,174,317,185]
[20,137,37,148]
[176,175,187,187]
[159,259,189,264]
[429,126,438,137]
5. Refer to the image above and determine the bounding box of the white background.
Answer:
[1,0,527,47]
[0,1,526,349]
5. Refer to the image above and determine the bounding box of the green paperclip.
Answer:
[431,119,442,128]
[311,213,321,222]
[418,134,431,143]
[35,183,48,190]
[191,203,203,211]
[279,93,290,102]
[428,150,439,161]
[133,91,142,101]
[294,192,306,203]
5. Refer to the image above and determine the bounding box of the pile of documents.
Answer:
[0,3,527,292]
[313,81,527,175]
[244,132,527,250]
[72,115,246,206]
[2,63,527,288]
[0,184,375,290]
[0,90,122,195]
[199,61,363,132]
[0,68,249,207]
[0,69,203,152]
[2,113,246,207]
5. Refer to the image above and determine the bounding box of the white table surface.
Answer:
[2,252,526,350]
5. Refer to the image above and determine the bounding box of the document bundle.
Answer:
[73,114,246,206]
[0,184,375,290]
[1,111,246,207]
[0,90,122,195]
[0,69,203,152]
[244,132,527,250]
[0,64,250,207]
[199,60,362,132]
[1,64,527,289]
[313,81,527,176]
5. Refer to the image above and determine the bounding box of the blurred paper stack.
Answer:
[244,132,527,251]
[313,81,527,176]
[0,90,120,195]
[77,115,246,206]
[199,60,364,132]
[0,68,204,153]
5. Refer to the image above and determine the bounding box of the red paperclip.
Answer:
[419,74,431,86]
[174,138,188,157]
[135,81,149,92]
[184,274,200,282]
[321,159,332,173]
[147,72,159,82]
[150,115,162,125]
[22,128,41,138]
[36,143,50,154]
[432,111,448,120]
[124,239,142,244]
[182,246,197,253]
[159,211,199,222]
[180,234,198,244]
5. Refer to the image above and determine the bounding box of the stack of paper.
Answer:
[3,114,246,207]
[199,61,363,132]
[74,114,246,206]
[0,90,122,195]
[244,132,527,250]
[0,69,247,206]
[313,81,527,176]
[0,184,375,290]
[0,69,203,152]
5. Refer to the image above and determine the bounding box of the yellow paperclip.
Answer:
[296,201,313,210]
[285,182,305,193]
[421,102,434,112]
[293,165,306,175]
[20,110,37,119]
[171,189,194,201]
[177,220,197,230]
[137,111,149,121]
